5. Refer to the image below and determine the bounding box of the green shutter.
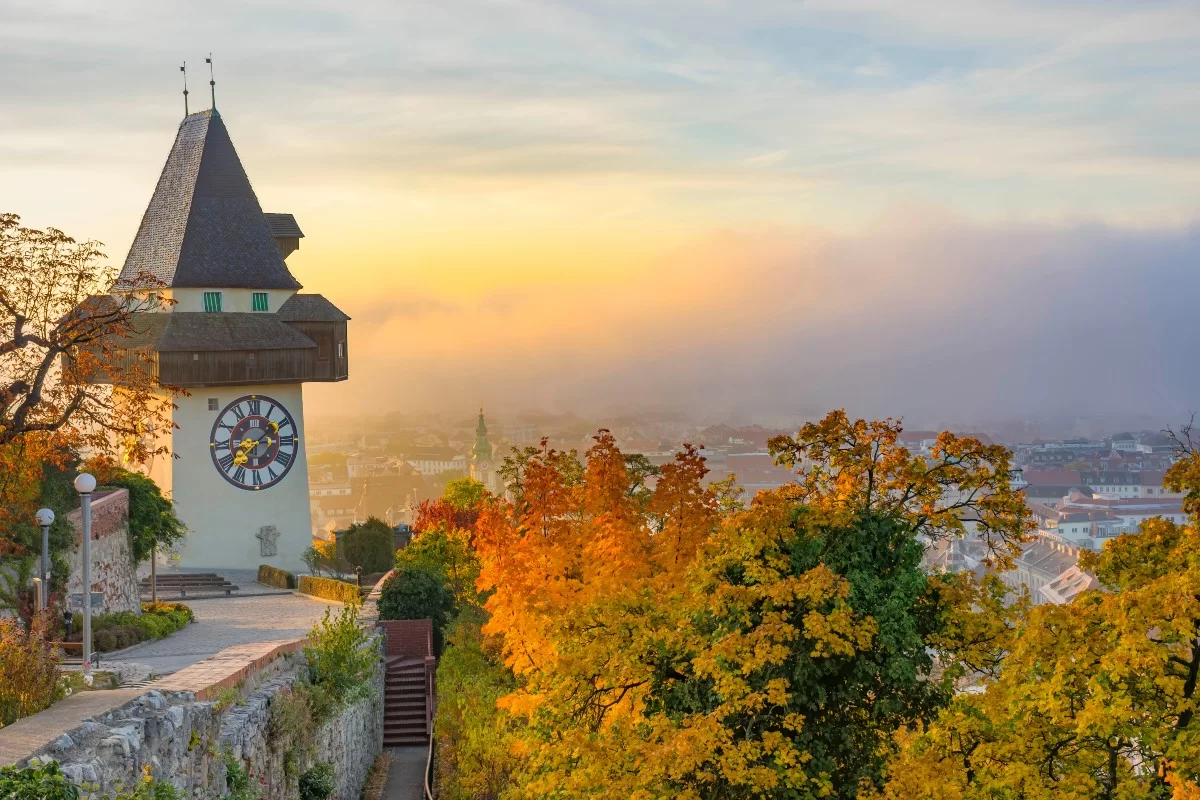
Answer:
[252,292,269,312]
[203,292,222,312]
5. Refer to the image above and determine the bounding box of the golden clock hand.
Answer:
[233,450,248,466]
[268,420,279,434]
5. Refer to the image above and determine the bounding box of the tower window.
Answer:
[252,292,269,312]
[337,340,345,359]
[207,398,219,411]
[203,291,223,312]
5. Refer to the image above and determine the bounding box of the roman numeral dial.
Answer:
[208,394,299,491]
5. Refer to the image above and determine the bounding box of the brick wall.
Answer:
[375,619,433,658]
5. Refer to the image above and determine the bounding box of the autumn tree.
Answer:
[472,413,1029,798]
[0,213,178,611]
[876,438,1200,799]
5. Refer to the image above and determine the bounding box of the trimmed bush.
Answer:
[298,575,364,604]
[258,564,297,590]
[70,603,193,653]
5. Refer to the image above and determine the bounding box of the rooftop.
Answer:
[116,110,302,291]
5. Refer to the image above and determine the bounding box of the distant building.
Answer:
[1079,470,1181,499]
[1004,534,1098,605]
[346,454,398,479]
[502,421,539,445]
[1111,432,1138,452]
[405,447,468,476]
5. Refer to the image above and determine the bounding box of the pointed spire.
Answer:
[180,62,189,116]
[118,112,302,290]
[205,53,216,111]
[473,408,492,462]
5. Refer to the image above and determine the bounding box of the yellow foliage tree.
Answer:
[877,445,1200,798]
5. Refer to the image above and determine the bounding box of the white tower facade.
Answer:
[105,109,350,571]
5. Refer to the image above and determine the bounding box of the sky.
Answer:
[2,0,1199,427]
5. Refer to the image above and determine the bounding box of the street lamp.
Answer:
[35,508,54,609]
[74,473,97,681]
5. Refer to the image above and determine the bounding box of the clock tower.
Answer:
[104,108,349,571]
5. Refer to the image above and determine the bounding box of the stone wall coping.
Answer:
[153,638,307,701]
[65,488,129,541]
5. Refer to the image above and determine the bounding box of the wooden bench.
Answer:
[140,573,240,597]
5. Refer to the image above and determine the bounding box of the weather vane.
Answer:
[205,53,216,110]
[180,61,189,115]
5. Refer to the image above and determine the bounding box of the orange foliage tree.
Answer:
[472,413,1029,798]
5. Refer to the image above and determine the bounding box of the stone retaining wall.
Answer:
[17,638,384,799]
[65,489,141,614]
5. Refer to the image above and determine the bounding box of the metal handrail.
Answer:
[424,726,435,800]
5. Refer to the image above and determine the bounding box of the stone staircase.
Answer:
[384,658,431,747]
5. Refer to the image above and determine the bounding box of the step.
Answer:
[385,702,427,712]
[384,737,429,747]
[384,710,428,721]
[385,720,428,731]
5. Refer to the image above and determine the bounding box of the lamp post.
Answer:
[35,508,54,609]
[74,473,97,681]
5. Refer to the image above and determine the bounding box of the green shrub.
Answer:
[0,761,80,800]
[298,762,336,800]
[81,603,193,652]
[304,606,378,721]
[100,767,183,799]
[297,576,363,604]
[269,683,316,777]
[222,754,253,800]
[258,564,297,589]
[434,611,520,800]
[100,468,187,563]
[378,563,454,651]
[338,517,395,574]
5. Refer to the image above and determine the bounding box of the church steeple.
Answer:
[472,408,493,463]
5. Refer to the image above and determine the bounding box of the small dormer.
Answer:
[264,213,304,259]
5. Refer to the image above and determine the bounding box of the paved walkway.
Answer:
[107,591,341,676]
[383,747,428,800]
[0,689,144,766]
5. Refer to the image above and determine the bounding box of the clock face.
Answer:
[208,394,298,491]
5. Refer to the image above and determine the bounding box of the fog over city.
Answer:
[307,210,1200,429]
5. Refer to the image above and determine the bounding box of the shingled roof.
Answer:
[119,312,316,352]
[277,293,351,322]
[116,110,302,291]
[264,213,304,239]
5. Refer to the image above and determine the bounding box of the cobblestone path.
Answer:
[108,592,342,676]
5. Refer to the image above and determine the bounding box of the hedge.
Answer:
[298,576,364,604]
[70,602,194,653]
[258,564,298,590]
